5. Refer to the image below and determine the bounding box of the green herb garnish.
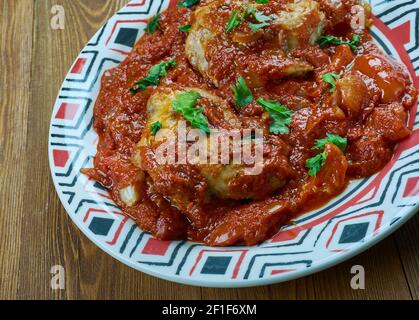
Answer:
[243,4,272,22]
[177,0,200,8]
[322,72,340,92]
[249,22,270,32]
[226,10,242,33]
[306,151,327,176]
[145,14,160,34]
[130,60,176,95]
[231,76,253,108]
[172,91,210,133]
[256,0,270,4]
[253,10,271,22]
[313,133,347,152]
[256,98,294,135]
[306,133,347,176]
[317,34,361,52]
[179,24,192,32]
[150,121,162,136]
[226,4,272,33]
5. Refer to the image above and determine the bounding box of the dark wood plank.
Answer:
[393,215,419,299]
[15,0,202,300]
[0,0,34,300]
[309,236,412,300]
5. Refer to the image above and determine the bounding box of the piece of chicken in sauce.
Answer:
[131,86,295,228]
[186,0,326,87]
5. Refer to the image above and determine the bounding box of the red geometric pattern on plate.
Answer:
[271,228,302,243]
[142,238,172,256]
[52,150,70,167]
[55,102,79,120]
[70,57,87,74]
[391,21,411,46]
[127,0,147,6]
[271,269,296,275]
[403,176,419,197]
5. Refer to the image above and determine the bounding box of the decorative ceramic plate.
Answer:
[49,0,419,287]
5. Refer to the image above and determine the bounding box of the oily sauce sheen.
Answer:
[83,0,417,246]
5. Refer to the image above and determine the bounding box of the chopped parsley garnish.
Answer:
[179,24,192,32]
[322,72,340,92]
[256,98,294,135]
[306,151,327,176]
[317,34,361,52]
[256,0,270,4]
[249,22,270,32]
[226,10,242,33]
[231,76,253,108]
[306,133,347,176]
[150,121,162,136]
[313,133,347,152]
[145,14,160,34]
[130,60,176,95]
[252,10,272,22]
[244,4,272,22]
[177,0,200,8]
[172,91,210,133]
[226,5,273,33]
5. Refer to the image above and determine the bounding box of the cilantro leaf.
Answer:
[256,98,294,135]
[172,91,210,133]
[226,10,242,33]
[318,35,341,47]
[256,0,270,4]
[249,22,269,32]
[351,34,361,48]
[145,14,160,34]
[317,34,361,52]
[322,72,340,92]
[150,121,162,136]
[231,76,253,108]
[226,5,272,33]
[306,151,327,176]
[130,60,176,95]
[244,4,271,22]
[253,10,271,22]
[313,133,347,152]
[179,24,192,32]
[177,0,200,8]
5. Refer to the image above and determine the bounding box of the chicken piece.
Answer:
[185,0,325,87]
[366,102,411,142]
[132,87,294,226]
[296,142,348,210]
[203,197,291,246]
[336,73,368,118]
[353,52,411,103]
[185,3,219,86]
[274,0,325,51]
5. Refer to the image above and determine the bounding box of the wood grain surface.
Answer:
[0,0,417,300]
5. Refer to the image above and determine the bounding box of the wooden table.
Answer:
[0,0,418,300]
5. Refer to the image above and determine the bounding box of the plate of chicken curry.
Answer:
[49,0,418,287]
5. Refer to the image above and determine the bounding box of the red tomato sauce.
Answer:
[82,0,417,246]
